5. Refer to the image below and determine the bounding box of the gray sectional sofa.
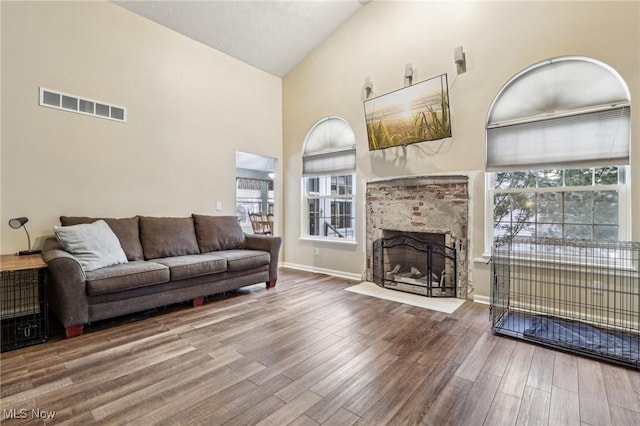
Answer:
[42,214,282,338]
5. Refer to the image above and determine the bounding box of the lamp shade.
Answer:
[9,217,28,229]
[8,216,39,256]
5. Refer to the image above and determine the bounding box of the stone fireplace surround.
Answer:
[365,175,469,299]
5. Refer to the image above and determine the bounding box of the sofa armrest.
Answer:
[42,238,89,328]
[244,234,282,282]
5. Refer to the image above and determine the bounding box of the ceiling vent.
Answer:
[39,88,126,123]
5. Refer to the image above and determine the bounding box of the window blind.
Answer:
[487,106,630,171]
[486,57,631,172]
[303,117,356,176]
[303,148,356,176]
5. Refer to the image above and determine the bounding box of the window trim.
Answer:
[298,236,358,246]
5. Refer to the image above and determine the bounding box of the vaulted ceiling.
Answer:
[113,0,366,77]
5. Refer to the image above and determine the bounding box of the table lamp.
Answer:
[8,217,41,256]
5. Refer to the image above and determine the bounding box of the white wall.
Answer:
[1,1,283,253]
[282,0,640,299]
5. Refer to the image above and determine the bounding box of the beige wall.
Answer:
[2,1,639,300]
[1,1,283,253]
[282,1,640,299]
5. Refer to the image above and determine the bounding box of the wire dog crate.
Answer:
[491,237,640,368]
[1,268,48,352]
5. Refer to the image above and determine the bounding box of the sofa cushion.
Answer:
[139,216,200,260]
[53,220,128,272]
[212,250,270,272]
[85,261,170,296]
[60,216,144,261]
[153,253,228,281]
[192,214,246,253]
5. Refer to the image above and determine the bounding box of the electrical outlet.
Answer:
[216,201,222,211]
[593,280,602,294]
[314,248,320,256]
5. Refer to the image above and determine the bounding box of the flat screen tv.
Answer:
[364,73,451,151]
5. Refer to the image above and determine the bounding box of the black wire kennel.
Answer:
[1,268,47,352]
[491,237,640,368]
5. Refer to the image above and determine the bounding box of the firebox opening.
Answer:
[373,230,457,298]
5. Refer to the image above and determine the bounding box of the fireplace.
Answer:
[373,231,457,297]
[366,175,469,299]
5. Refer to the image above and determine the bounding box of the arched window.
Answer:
[485,56,630,250]
[302,117,356,240]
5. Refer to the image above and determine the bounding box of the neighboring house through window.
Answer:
[485,56,631,253]
[302,117,356,240]
[236,177,274,229]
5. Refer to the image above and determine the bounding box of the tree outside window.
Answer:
[491,166,621,243]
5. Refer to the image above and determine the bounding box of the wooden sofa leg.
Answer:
[65,325,84,338]
[266,280,276,289]
[193,296,204,307]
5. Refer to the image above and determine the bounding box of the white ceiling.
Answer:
[113,0,365,78]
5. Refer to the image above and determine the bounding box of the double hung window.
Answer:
[304,174,355,239]
[489,166,625,242]
[302,117,356,241]
[485,57,631,253]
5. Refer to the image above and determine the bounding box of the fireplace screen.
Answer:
[372,232,457,297]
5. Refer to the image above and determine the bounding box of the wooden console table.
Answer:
[1,254,48,352]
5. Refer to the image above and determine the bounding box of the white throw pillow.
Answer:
[54,220,128,272]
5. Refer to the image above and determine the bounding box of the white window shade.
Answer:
[486,57,630,172]
[303,148,356,175]
[487,106,630,171]
[488,57,629,124]
[303,117,356,176]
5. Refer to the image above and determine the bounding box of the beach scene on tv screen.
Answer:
[364,74,451,151]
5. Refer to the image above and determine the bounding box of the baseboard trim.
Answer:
[474,295,490,305]
[280,262,362,281]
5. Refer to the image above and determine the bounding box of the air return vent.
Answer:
[39,88,126,123]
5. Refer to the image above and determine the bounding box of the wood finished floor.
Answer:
[2,268,640,425]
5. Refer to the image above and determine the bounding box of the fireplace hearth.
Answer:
[373,231,457,297]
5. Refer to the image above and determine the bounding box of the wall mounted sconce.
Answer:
[364,76,373,99]
[8,217,41,256]
[454,46,466,74]
[404,63,415,86]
